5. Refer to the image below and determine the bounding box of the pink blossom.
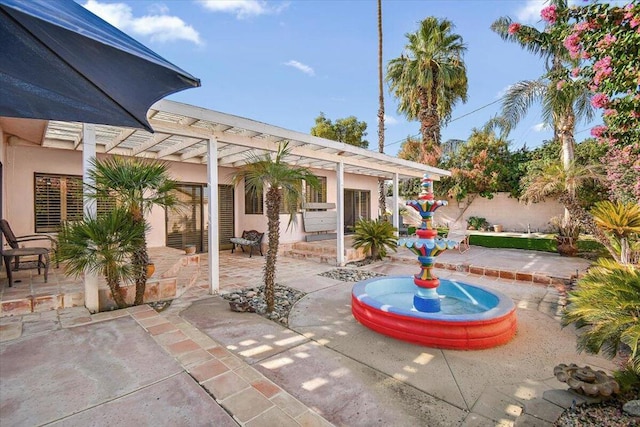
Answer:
[596,34,617,49]
[564,33,582,58]
[571,67,581,78]
[574,22,590,33]
[631,17,640,28]
[604,109,617,117]
[508,23,521,34]
[631,111,640,119]
[590,125,607,138]
[556,80,566,90]
[593,56,612,72]
[541,5,557,24]
[591,93,609,108]
[581,50,591,59]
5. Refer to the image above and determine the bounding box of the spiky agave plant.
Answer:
[562,259,640,377]
[352,218,397,260]
[57,208,146,309]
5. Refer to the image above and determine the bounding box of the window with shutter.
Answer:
[34,173,116,232]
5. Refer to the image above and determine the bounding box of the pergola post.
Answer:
[336,161,345,266]
[392,172,399,235]
[82,123,99,313]
[207,137,219,294]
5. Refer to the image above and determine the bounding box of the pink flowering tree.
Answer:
[551,2,640,203]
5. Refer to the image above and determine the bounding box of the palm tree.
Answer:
[376,0,386,218]
[57,208,146,309]
[233,143,320,312]
[491,1,594,213]
[88,156,178,306]
[387,17,468,166]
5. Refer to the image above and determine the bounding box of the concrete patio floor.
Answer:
[0,246,613,426]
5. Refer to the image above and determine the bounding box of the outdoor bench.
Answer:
[230,230,264,257]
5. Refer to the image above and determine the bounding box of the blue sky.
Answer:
[81,0,604,157]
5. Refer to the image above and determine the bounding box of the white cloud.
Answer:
[515,0,582,24]
[197,0,288,19]
[515,0,545,24]
[83,0,202,45]
[496,84,514,99]
[383,114,398,125]
[532,122,550,132]
[284,60,315,76]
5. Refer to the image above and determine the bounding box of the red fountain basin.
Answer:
[352,276,517,350]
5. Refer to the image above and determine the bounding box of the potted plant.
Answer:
[551,216,581,257]
[352,218,398,260]
[467,216,489,231]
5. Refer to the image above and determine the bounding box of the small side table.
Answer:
[1,247,50,287]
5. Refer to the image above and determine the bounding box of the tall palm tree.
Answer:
[88,156,178,306]
[57,208,146,309]
[491,0,594,208]
[233,143,320,312]
[377,0,386,217]
[387,17,468,166]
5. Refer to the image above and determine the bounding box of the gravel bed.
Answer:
[319,268,386,282]
[222,284,305,326]
[554,391,639,426]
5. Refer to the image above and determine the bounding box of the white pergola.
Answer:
[39,99,451,312]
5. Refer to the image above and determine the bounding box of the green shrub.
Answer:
[467,216,489,230]
[352,219,397,260]
[562,260,640,377]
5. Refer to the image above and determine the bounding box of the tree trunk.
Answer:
[417,84,441,166]
[377,0,386,217]
[264,187,281,313]
[130,205,148,306]
[106,265,127,308]
[558,110,576,223]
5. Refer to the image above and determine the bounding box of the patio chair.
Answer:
[0,219,58,269]
[447,222,470,254]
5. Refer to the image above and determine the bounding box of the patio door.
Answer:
[166,183,234,252]
[344,189,370,232]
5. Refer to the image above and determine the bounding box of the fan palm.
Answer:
[591,201,640,264]
[387,17,468,165]
[233,143,320,312]
[88,156,178,305]
[562,259,640,375]
[57,208,146,309]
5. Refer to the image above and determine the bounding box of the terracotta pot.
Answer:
[184,245,196,255]
[557,242,578,257]
[146,263,155,277]
[493,224,503,233]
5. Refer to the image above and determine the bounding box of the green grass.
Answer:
[467,234,605,254]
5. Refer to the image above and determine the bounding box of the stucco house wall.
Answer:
[434,192,564,233]
[4,142,380,247]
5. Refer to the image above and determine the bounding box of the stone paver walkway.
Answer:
[0,247,615,426]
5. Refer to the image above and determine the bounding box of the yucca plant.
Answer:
[562,259,640,377]
[57,208,146,309]
[352,218,397,260]
[591,201,640,264]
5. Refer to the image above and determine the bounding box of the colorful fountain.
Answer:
[351,174,517,350]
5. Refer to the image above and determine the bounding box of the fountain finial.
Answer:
[398,174,458,312]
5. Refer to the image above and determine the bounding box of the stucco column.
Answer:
[82,123,99,313]
[336,161,345,266]
[207,137,219,294]
[392,173,399,234]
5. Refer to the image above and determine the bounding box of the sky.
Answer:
[80,0,605,157]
